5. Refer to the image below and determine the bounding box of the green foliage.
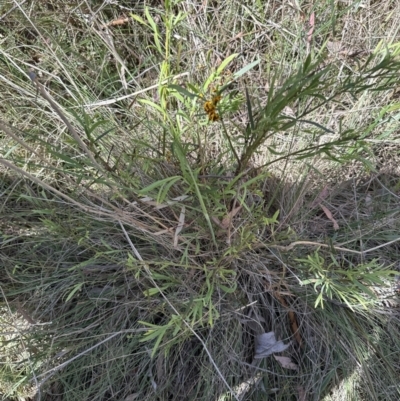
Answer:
[2,1,400,400]
[297,251,398,310]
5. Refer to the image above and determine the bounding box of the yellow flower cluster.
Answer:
[203,94,222,122]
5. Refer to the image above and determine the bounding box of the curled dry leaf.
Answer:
[211,205,242,230]
[221,205,242,229]
[104,17,130,28]
[320,204,339,230]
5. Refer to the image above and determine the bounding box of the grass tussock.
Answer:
[1,0,400,400]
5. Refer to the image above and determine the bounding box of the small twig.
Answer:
[263,237,400,256]
[263,240,361,254]
[0,0,28,20]
[83,72,189,108]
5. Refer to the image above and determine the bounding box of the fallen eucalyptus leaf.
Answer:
[254,332,291,359]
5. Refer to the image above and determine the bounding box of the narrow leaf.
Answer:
[144,7,162,55]
[245,87,255,130]
[65,282,83,302]
[233,59,260,80]
[139,176,181,194]
[86,119,108,135]
[297,119,334,133]
[145,7,158,33]
[94,127,116,143]
[219,283,237,293]
[139,99,165,115]
[320,204,339,230]
[130,14,149,27]
[168,84,199,99]
[158,176,181,203]
[216,53,239,75]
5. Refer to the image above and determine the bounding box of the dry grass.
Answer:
[1,0,400,400]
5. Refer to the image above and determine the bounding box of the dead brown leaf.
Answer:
[105,17,130,28]
[16,300,36,325]
[221,205,242,229]
[296,385,307,401]
[211,215,225,229]
[320,204,339,230]
[310,185,329,208]
[306,12,315,44]
[211,205,242,230]
[263,281,303,348]
[273,355,298,370]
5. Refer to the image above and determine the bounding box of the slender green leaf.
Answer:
[158,176,182,203]
[172,135,216,245]
[145,7,163,55]
[65,282,84,302]
[94,127,116,143]
[86,119,109,136]
[131,13,149,27]
[139,99,165,115]
[216,53,239,75]
[219,283,237,294]
[139,176,181,195]
[245,87,255,130]
[168,84,199,99]
[233,59,260,80]
[297,119,334,133]
[303,53,312,73]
